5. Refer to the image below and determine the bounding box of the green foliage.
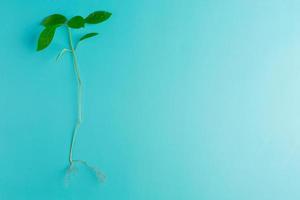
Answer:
[79,32,99,41]
[67,16,85,29]
[42,14,67,27]
[37,11,112,51]
[37,26,56,51]
[85,11,112,24]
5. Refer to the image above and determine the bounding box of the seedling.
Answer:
[36,11,112,182]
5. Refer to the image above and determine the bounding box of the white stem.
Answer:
[56,48,71,61]
[67,27,82,165]
[65,27,105,183]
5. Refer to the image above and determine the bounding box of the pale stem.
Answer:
[67,27,82,165]
[65,27,105,182]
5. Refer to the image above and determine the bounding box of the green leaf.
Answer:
[41,14,67,27]
[67,16,85,29]
[85,11,112,24]
[79,32,99,41]
[37,26,56,51]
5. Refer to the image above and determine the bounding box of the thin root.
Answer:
[65,160,106,184]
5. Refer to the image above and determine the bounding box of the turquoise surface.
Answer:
[1,0,300,199]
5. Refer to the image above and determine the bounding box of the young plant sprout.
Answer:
[36,11,112,182]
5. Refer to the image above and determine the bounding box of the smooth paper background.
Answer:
[1,0,300,199]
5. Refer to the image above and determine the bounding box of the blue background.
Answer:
[1,0,300,199]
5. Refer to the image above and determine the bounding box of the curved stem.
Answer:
[65,27,105,183]
[67,27,82,165]
[56,48,71,61]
